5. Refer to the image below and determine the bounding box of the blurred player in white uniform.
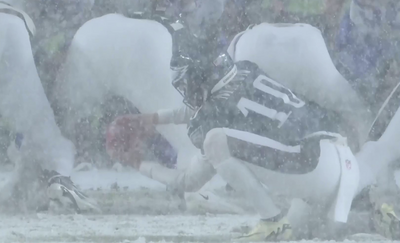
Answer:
[0,0,99,213]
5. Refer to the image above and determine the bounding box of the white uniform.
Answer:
[157,106,193,125]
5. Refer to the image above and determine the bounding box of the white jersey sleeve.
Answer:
[157,105,194,125]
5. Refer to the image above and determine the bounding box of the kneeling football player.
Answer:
[106,0,399,240]
[107,57,365,240]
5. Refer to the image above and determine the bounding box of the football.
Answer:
[106,115,155,168]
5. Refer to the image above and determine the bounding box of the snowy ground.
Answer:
[0,168,398,242]
[0,214,393,243]
[0,214,256,243]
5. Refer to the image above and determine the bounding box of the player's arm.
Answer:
[120,105,193,128]
[156,105,194,125]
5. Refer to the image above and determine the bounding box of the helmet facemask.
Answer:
[172,74,207,110]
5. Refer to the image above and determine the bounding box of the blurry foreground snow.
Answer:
[0,213,392,243]
[0,169,398,242]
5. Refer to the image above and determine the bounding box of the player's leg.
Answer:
[0,12,99,213]
[355,86,400,239]
[139,153,216,193]
[46,169,101,213]
[203,128,294,241]
[203,128,359,241]
[105,113,217,210]
[355,142,400,239]
[357,81,400,192]
[138,153,217,212]
[3,132,100,213]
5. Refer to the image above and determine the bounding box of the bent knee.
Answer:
[203,128,231,165]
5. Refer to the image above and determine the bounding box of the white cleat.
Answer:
[47,173,101,213]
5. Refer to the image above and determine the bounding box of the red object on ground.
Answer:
[106,115,155,168]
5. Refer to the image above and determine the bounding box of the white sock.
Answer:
[215,157,281,219]
[139,161,181,186]
[139,154,216,192]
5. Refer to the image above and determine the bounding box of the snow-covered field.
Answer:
[0,214,392,243]
[0,214,255,243]
[0,169,398,242]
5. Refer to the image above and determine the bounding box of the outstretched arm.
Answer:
[157,105,194,125]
